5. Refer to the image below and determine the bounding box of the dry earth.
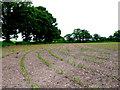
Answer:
[1,43,119,88]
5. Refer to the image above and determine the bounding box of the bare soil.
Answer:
[1,43,119,88]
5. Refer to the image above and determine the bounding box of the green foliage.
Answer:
[92,34,101,42]
[73,29,92,42]
[1,41,31,47]
[48,49,64,61]
[73,76,82,85]
[20,51,31,77]
[2,42,16,47]
[65,59,70,63]
[77,64,89,70]
[113,74,118,79]
[65,72,69,78]
[30,83,40,88]
[56,69,64,74]
[113,30,120,42]
[66,47,72,52]
[113,65,120,69]
[70,61,77,66]
[54,68,64,74]
[58,48,78,59]
[53,36,66,43]
[37,51,52,67]
[64,34,74,43]
[16,41,31,45]
[2,2,61,43]
[107,73,112,77]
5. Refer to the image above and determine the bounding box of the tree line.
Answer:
[1,1,120,43]
[63,29,120,43]
[1,2,61,43]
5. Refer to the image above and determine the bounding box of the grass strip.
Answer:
[37,50,52,67]
[0,52,15,59]
[49,47,90,87]
[58,48,78,59]
[66,47,72,52]
[1,48,31,59]
[20,49,40,88]
[78,46,111,60]
[48,49,64,61]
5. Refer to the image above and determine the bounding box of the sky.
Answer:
[32,0,119,37]
[0,0,119,41]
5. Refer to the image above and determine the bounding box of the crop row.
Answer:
[78,44,118,54]
[56,47,119,80]
[20,49,40,88]
[59,47,106,64]
[38,47,89,87]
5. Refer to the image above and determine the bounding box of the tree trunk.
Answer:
[5,34,10,42]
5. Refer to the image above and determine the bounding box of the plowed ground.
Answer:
[1,43,119,88]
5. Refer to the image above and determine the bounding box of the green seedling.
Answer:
[77,64,89,70]
[65,59,70,63]
[97,61,104,64]
[59,48,78,59]
[27,76,32,83]
[1,52,14,59]
[83,58,87,61]
[93,55,101,59]
[93,54,110,60]
[107,73,112,77]
[59,49,69,56]
[83,58,94,62]
[87,58,91,61]
[66,47,72,52]
[92,59,96,63]
[79,47,87,50]
[72,55,78,59]
[56,69,64,74]
[37,51,52,67]
[73,76,82,85]
[104,56,110,60]
[49,49,64,61]
[113,74,118,79]
[91,69,97,72]
[80,53,87,56]
[113,65,120,69]
[20,51,32,77]
[30,83,40,88]
[70,61,77,66]
[65,72,69,78]
[20,49,40,88]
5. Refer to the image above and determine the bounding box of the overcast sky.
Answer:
[32,0,119,37]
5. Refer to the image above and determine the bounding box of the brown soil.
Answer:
[1,43,119,88]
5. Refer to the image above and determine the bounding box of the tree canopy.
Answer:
[1,1,61,43]
[64,29,120,43]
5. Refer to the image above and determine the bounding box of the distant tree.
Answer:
[80,29,92,42]
[92,34,101,42]
[72,28,91,42]
[108,35,114,41]
[72,28,82,42]
[53,36,66,43]
[64,34,74,43]
[99,37,107,42]
[113,30,120,42]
